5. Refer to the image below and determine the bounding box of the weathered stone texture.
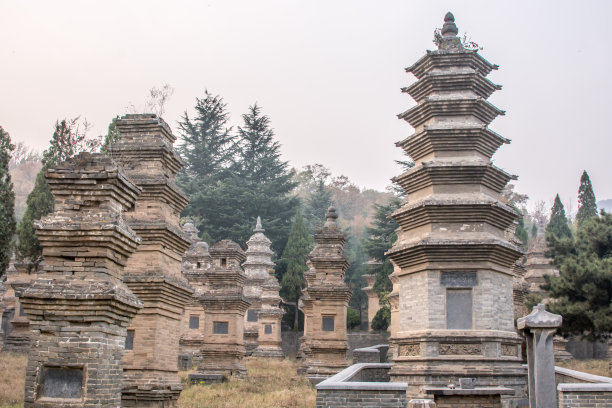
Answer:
[300,207,351,384]
[18,152,143,407]
[113,114,193,407]
[315,389,407,408]
[386,12,526,401]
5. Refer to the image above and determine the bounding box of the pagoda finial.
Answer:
[324,206,338,228]
[438,11,462,50]
[254,216,264,232]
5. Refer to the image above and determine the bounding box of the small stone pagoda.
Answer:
[300,207,351,384]
[242,217,273,355]
[524,231,559,295]
[1,260,34,353]
[245,218,284,358]
[112,114,194,406]
[194,240,250,379]
[179,220,212,364]
[18,152,143,407]
[386,13,526,398]
[362,259,382,331]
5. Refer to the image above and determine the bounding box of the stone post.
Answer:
[517,303,562,408]
[361,272,380,331]
[113,114,194,406]
[18,152,143,407]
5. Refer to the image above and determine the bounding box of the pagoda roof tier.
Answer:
[391,197,518,232]
[406,50,498,80]
[386,237,522,271]
[205,268,247,287]
[123,275,194,308]
[199,295,251,312]
[130,179,189,214]
[392,161,515,196]
[398,96,504,129]
[111,142,183,178]
[127,221,191,255]
[303,285,352,302]
[396,125,509,162]
[403,70,501,102]
[309,257,350,273]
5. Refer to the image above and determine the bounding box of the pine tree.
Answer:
[100,117,120,155]
[544,212,612,340]
[304,180,333,233]
[576,170,598,226]
[0,126,16,276]
[279,210,313,329]
[545,194,573,264]
[16,119,96,269]
[363,197,400,294]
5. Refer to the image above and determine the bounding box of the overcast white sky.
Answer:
[1,0,610,212]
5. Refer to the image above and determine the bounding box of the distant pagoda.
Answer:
[386,12,526,398]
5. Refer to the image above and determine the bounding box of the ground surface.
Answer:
[0,353,315,408]
[556,359,611,377]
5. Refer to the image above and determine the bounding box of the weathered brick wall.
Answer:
[433,394,501,407]
[281,331,302,358]
[347,331,390,356]
[559,391,612,407]
[316,389,406,408]
[347,366,390,382]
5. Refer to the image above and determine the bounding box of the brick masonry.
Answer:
[316,389,407,408]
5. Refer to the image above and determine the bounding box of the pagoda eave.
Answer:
[403,71,501,102]
[406,50,498,79]
[398,98,505,129]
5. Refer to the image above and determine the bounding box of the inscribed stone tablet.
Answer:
[264,324,272,334]
[214,321,229,334]
[247,309,258,322]
[125,330,134,350]
[440,271,477,287]
[189,315,200,329]
[322,316,335,332]
[41,367,83,399]
[446,289,473,329]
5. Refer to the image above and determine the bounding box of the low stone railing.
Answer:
[315,363,407,408]
[352,344,389,363]
[555,366,612,407]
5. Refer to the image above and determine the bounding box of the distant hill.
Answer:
[598,199,612,213]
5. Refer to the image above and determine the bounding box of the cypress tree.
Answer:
[279,210,313,329]
[100,117,120,155]
[576,170,598,226]
[304,180,333,234]
[0,126,16,276]
[546,194,572,240]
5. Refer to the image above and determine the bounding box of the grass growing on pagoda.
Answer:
[178,357,316,408]
[0,352,27,408]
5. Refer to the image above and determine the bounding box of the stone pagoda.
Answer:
[18,152,143,407]
[194,240,250,379]
[2,260,34,353]
[112,114,194,406]
[300,207,351,384]
[386,13,526,398]
[245,217,285,358]
[242,217,272,355]
[362,260,382,331]
[524,232,559,295]
[179,220,212,365]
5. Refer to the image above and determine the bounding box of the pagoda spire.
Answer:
[438,11,463,50]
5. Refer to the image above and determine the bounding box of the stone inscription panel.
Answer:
[322,316,335,332]
[213,321,229,334]
[189,315,199,329]
[125,330,134,350]
[446,289,473,330]
[247,309,258,322]
[40,366,83,399]
[440,271,477,287]
[264,324,272,334]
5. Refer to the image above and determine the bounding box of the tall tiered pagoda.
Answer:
[386,13,526,397]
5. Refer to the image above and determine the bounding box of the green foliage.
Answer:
[576,170,598,226]
[100,117,120,155]
[304,182,333,234]
[363,197,400,295]
[515,214,529,249]
[344,227,367,317]
[546,194,573,263]
[346,307,361,329]
[279,210,313,303]
[531,223,538,239]
[544,212,612,340]
[177,96,298,253]
[16,119,97,269]
[371,306,390,331]
[0,126,16,276]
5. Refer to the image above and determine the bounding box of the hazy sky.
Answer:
[2,0,611,213]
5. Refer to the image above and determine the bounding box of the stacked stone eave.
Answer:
[386,13,526,399]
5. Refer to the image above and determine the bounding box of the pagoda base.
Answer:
[390,331,527,402]
[244,329,259,356]
[252,345,284,358]
[198,345,248,378]
[554,336,573,362]
[121,374,183,408]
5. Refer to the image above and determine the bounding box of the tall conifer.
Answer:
[576,170,598,226]
[0,126,16,276]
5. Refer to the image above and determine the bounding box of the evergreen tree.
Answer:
[576,170,598,226]
[515,215,528,249]
[16,119,96,269]
[363,197,401,295]
[545,194,573,263]
[100,117,120,155]
[304,180,333,233]
[544,212,612,340]
[344,227,368,324]
[279,210,313,329]
[0,127,16,276]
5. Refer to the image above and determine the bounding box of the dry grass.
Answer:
[178,357,316,408]
[557,359,612,378]
[0,353,315,408]
[0,352,27,408]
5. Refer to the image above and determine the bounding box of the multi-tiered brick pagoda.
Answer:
[245,217,284,358]
[179,220,212,364]
[112,114,194,406]
[194,240,250,379]
[18,152,143,407]
[386,13,526,397]
[300,207,351,384]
